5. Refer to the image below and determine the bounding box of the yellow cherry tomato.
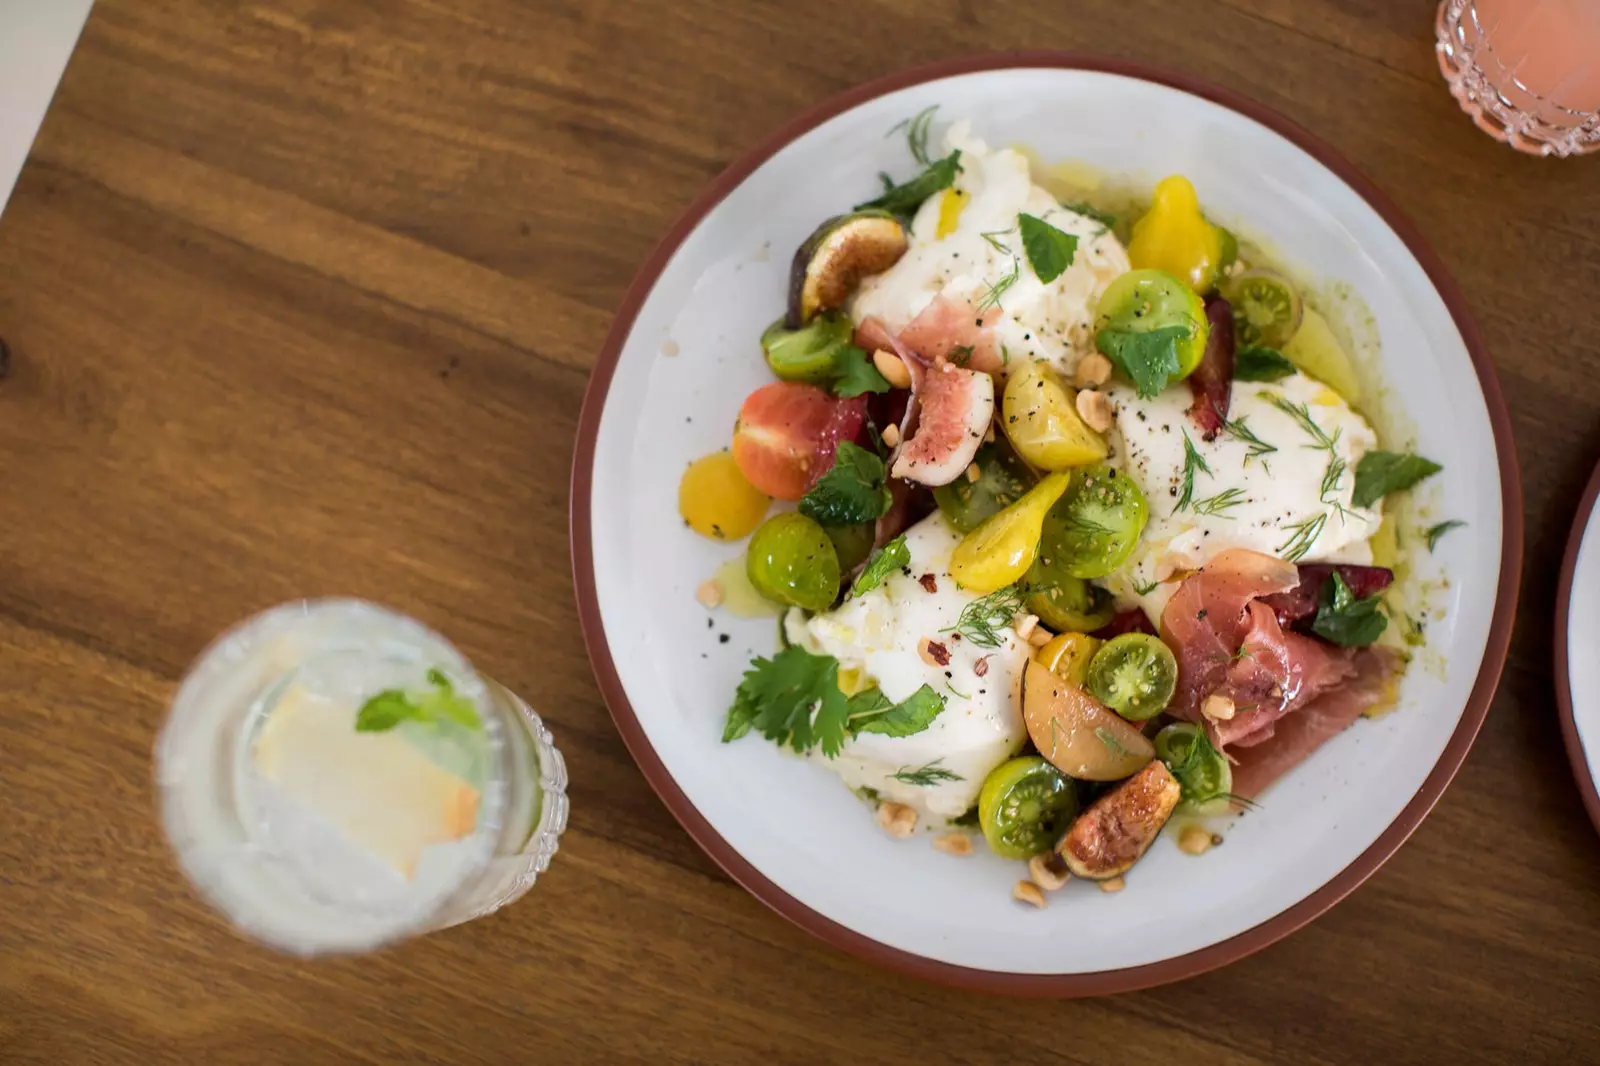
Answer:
[949,472,1071,593]
[678,450,770,540]
[1034,632,1103,688]
[1001,360,1108,470]
[1128,175,1225,294]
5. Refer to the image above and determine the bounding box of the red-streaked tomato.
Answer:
[731,382,865,500]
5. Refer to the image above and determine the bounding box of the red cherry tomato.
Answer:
[731,383,866,500]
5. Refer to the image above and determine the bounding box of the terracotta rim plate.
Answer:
[1555,460,1600,835]
[570,53,1522,995]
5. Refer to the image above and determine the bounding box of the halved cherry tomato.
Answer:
[731,383,866,500]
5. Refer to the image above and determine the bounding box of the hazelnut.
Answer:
[695,579,724,609]
[875,801,917,839]
[1202,694,1237,721]
[1028,852,1071,891]
[1074,353,1112,388]
[1012,880,1047,908]
[932,833,973,857]
[1075,387,1114,433]
[873,348,912,389]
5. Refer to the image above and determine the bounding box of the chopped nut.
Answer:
[932,832,973,856]
[1202,694,1236,721]
[1075,387,1114,432]
[876,801,917,838]
[1014,613,1039,640]
[1027,626,1053,647]
[1098,876,1126,893]
[984,424,996,443]
[919,573,938,594]
[965,462,981,483]
[1074,352,1112,388]
[918,636,951,667]
[1028,852,1071,891]
[1012,880,1047,908]
[1178,825,1215,856]
[695,579,724,609]
[881,422,901,448]
[873,348,912,389]
[661,339,680,357]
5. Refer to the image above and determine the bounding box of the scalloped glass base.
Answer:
[1436,0,1600,158]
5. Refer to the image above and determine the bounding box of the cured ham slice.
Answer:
[1230,647,1400,799]
[896,294,1006,375]
[1160,549,1369,752]
[1160,549,1300,719]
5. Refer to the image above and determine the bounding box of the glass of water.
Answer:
[1436,0,1600,157]
[155,599,568,955]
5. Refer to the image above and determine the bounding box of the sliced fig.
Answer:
[1057,759,1181,880]
[1021,660,1153,781]
[786,211,908,328]
[888,361,993,487]
[1187,296,1235,440]
[1259,563,1394,629]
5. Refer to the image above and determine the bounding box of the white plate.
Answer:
[572,55,1521,994]
[1556,462,1600,835]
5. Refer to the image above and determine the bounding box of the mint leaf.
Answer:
[851,534,909,596]
[1234,345,1296,382]
[848,684,947,737]
[1018,212,1078,284]
[355,690,419,733]
[1064,201,1116,233]
[1095,324,1188,399]
[799,442,892,526]
[1352,451,1442,509]
[1425,519,1465,552]
[830,346,891,398]
[855,150,962,216]
[1310,571,1388,647]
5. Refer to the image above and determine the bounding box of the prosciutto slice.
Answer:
[1230,647,1400,799]
[1160,549,1363,748]
[896,295,1006,375]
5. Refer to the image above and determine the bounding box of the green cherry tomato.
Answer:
[1024,568,1116,634]
[1038,464,1149,580]
[1222,269,1303,349]
[746,513,840,611]
[1094,268,1209,381]
[1155,723,1234,813]
[977,756,1079,860]
[825,522,876,572]
[1086,633,1178,721]
[933,434,1039,534]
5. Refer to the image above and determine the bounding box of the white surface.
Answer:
[588,69,1505,975]
[1566,502,1600,802]
[0,1,93,214]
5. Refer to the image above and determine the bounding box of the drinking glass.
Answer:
[155,599,568,955]
[1436,0,1600,157]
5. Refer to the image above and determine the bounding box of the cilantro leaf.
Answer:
[1310,571,1388,647]
[1018,212,1078,284]
[722,645,852,756]
[851,534,909,596]
[1425,519,1465,552]
[355,690,417,732]
[848,684,947,738]
[798,442,892,526]
[1351,451,1442,509]
[722,649,946,756]
[1233,345,1297,382]
[855,150,962,216]
[830,346,891,398]
[1095,324,1188,399]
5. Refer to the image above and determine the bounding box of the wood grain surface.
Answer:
[2,1,1598,1062]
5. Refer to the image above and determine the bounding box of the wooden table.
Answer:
[3,1,1598,1061]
